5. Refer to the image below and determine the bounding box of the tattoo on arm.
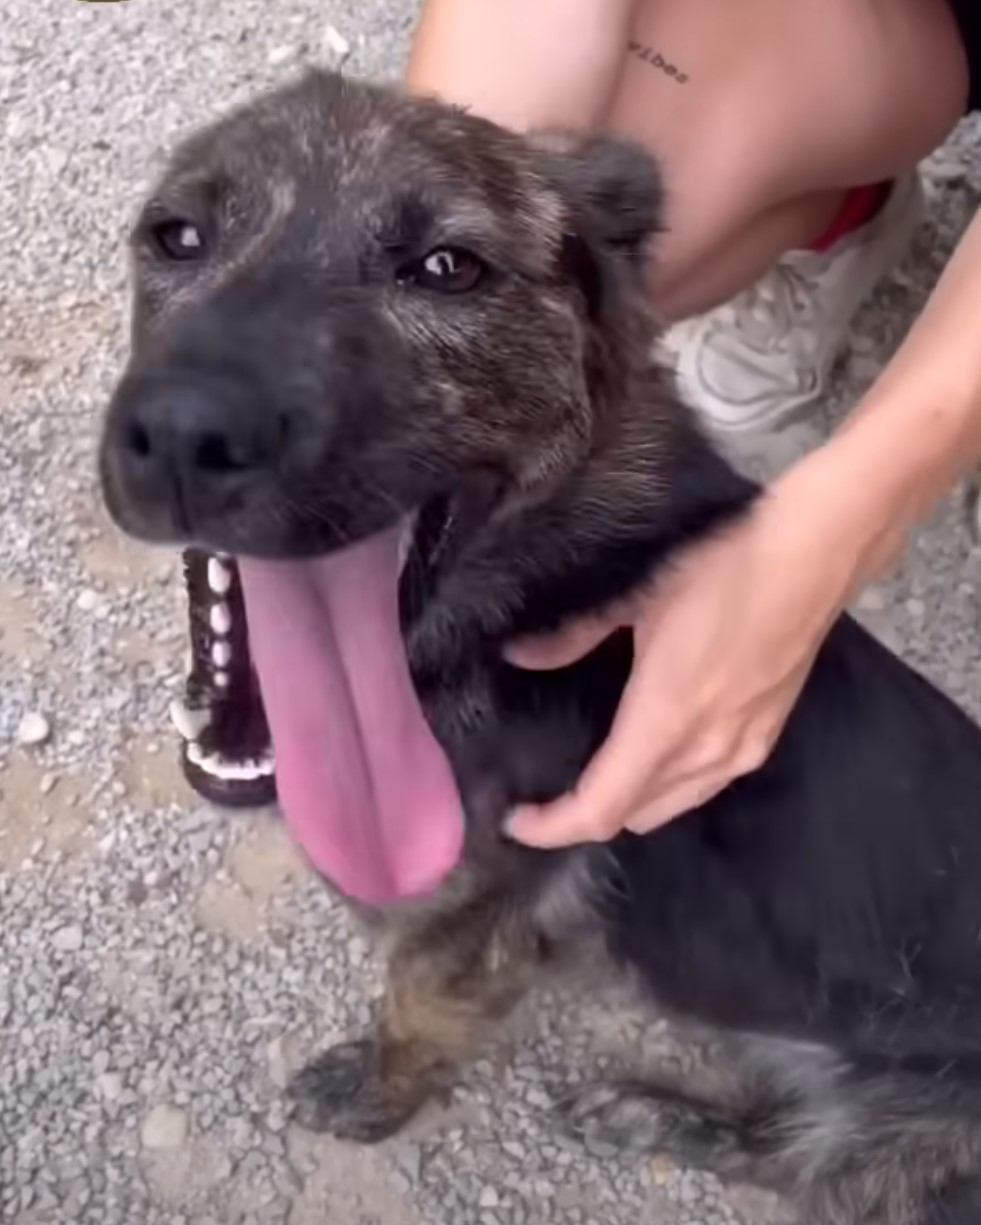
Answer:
[629,41,689,85]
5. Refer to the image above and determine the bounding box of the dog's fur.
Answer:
[100,71,981,1223]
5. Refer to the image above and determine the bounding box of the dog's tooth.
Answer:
[209,602,232,635]
[207,557,233,596]
[211,641,232,668]
[169,698,209,743]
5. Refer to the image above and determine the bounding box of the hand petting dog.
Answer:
[506,436,903,846]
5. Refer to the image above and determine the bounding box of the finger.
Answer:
[504,615,619,671]
[506,678,669,847]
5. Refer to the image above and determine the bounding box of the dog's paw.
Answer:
[287,1040,420,1143]
[556,1081,738,1162]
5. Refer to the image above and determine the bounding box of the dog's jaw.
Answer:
[171,548,277,808]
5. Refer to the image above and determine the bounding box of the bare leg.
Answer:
[407,0,967,319]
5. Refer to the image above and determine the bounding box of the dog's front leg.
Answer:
[288,888,547,1142]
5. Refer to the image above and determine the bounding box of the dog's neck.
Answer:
[402,338,758,681]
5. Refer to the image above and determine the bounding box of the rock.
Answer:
[52,925,83,952]
[856,586,887,613]
[266,44,295,66]
[265,1036,289,1090]
[394,1143,422,1185]
[141,1103,189,1150]
[323,24,350,59]
[16,712,51,747]
[97,1073,123,1102]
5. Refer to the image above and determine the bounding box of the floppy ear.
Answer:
[536,131,663,314]
[555,131,663,254]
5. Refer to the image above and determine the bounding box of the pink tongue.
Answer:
[238,528,464,904]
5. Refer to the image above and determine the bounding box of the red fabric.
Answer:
[809,182,891,252]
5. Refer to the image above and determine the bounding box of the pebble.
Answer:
[141,1104,189,1151]
[51,924,83,952]
[323,23,351,59]
[16,711,51,747]
[97,1073,124,1102]
[394,1143,422,1184]
[266,45,296,67]
[856,587,887,614]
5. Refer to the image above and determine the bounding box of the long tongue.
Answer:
[238,528,464,904]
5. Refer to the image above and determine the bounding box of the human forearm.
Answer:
[784,208,981,586]
[406,0,637,132]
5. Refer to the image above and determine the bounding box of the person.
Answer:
[405,0,981,846]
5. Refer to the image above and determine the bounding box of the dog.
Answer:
[99,69,981,1224]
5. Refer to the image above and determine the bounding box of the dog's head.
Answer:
[100,69,661,554]
[99,70,666,907]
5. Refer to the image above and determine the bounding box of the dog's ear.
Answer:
[536,132,662,314]
[553,132,663,255]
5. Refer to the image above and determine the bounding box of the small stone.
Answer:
[97,1073,123,1102]
[266,1036,289,1089]
[479,1186,500,1209]
[141,1103,189,1150]
[856,587,886,613]
[52,924,83,952]
[650,1155,674,1185]
[76,588,99,612]
[395,1144,422,1185]
[40,772,58,796]
[266,44,295,66]
[323,24,350,59]
[16,712,50,747]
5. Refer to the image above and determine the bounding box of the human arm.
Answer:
[406,0,637,131]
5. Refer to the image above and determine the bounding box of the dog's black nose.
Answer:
[120,381,277,485]
[101,372,286,540]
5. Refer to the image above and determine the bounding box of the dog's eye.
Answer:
[151,219,206,262]
[398,247,485,294]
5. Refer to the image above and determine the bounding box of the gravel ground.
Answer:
[3,2,981,1223]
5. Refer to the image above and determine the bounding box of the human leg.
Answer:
[407,0,968,430]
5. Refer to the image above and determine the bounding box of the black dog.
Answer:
[101,70,981,1224]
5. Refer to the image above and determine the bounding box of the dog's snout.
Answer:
[102,370,289,543]
[121,382,275,482]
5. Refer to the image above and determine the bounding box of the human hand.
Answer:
[504,450,888,847]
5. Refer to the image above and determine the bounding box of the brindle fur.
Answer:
[290,876,550,1141]
[100,71,981,1224]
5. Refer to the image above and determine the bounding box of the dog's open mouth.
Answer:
[172,527,465,905]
